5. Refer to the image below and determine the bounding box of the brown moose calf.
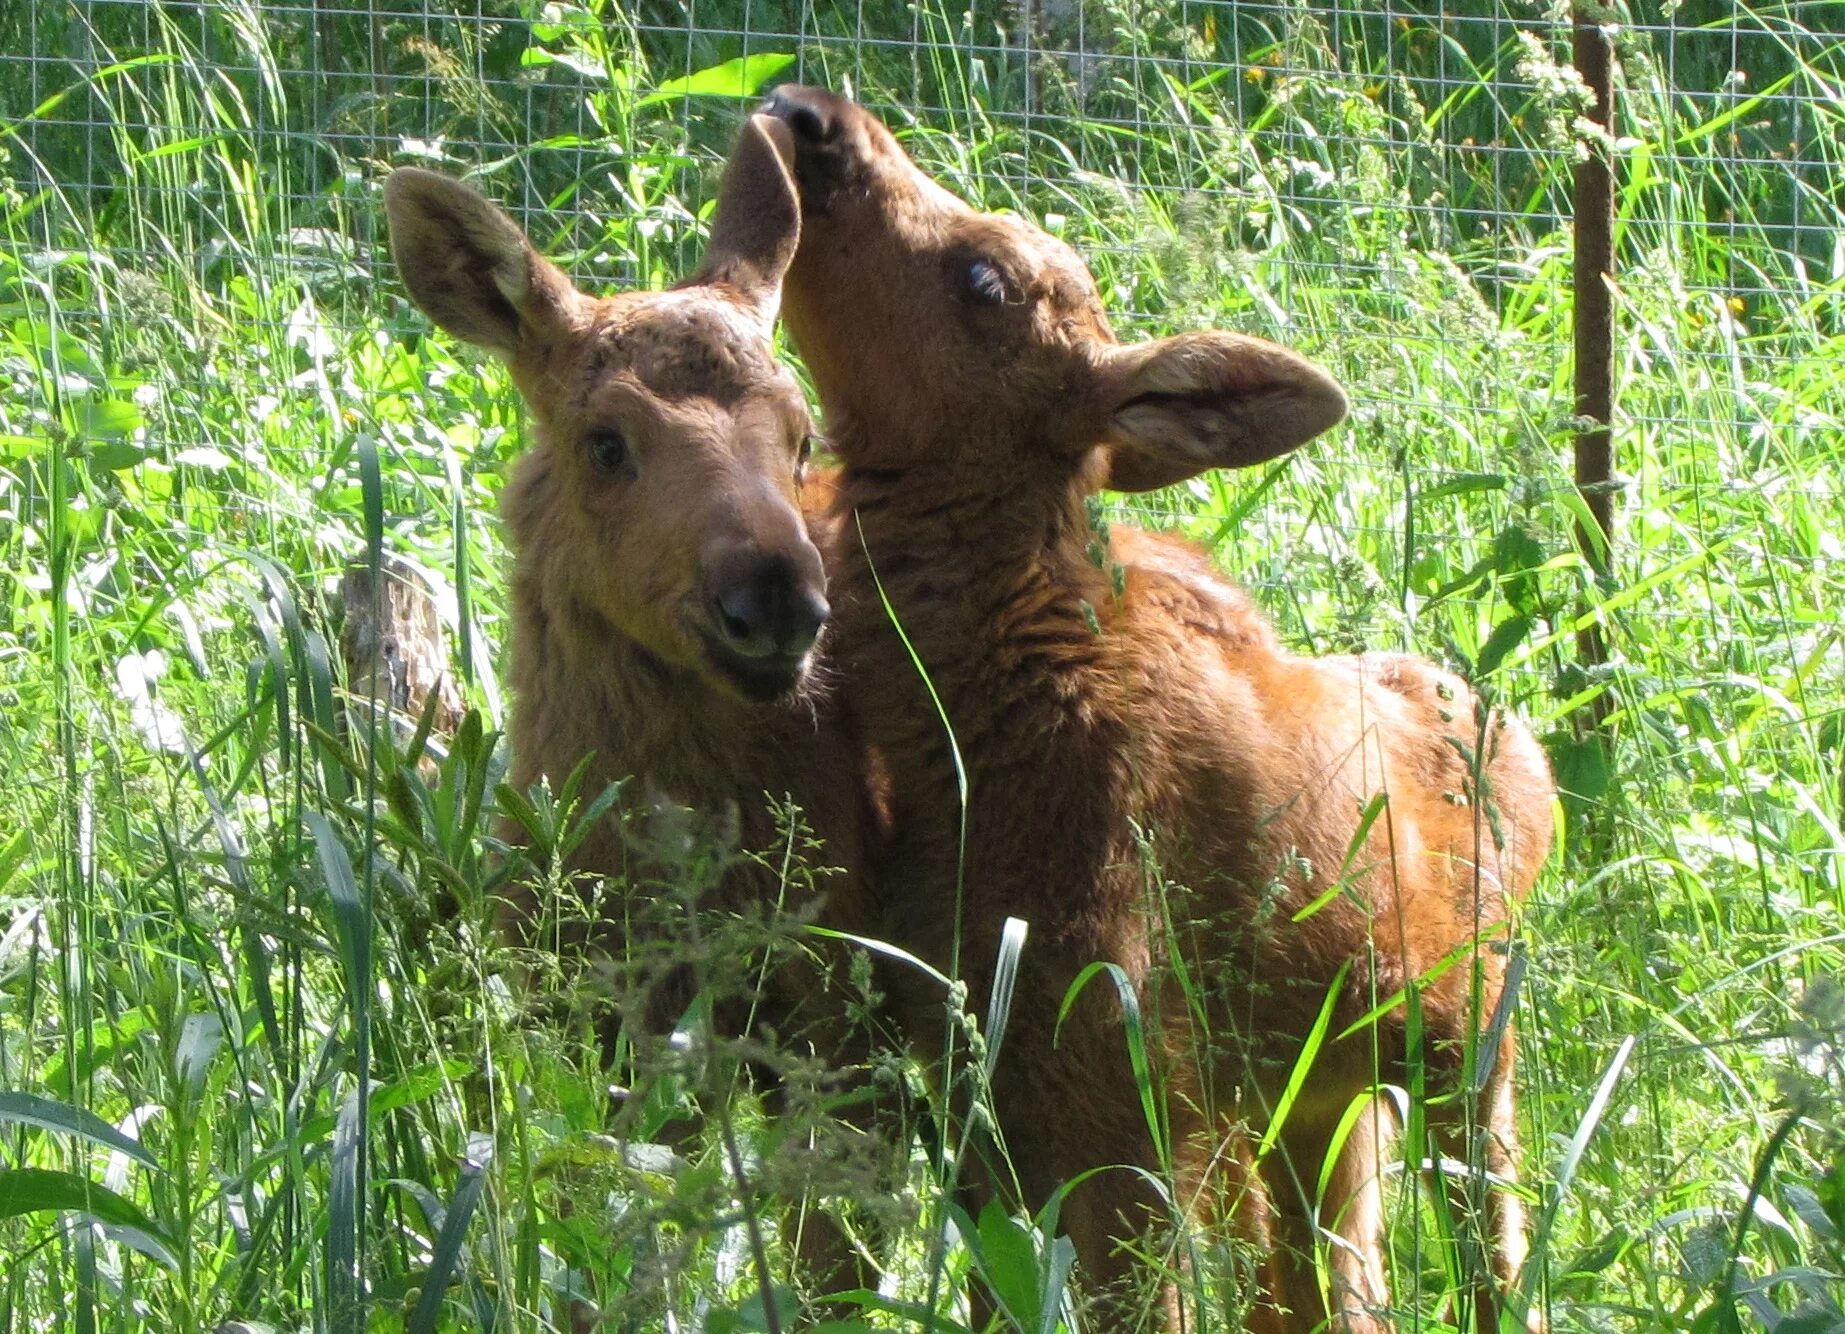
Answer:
[383,117,885,1311]
[763,86,1555,1333]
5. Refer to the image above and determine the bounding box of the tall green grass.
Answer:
[1,0,1842,1330]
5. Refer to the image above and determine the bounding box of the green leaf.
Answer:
[1476,613,1533,678]
[40,1006,153,1103]
[1199,454,1293,549]
[1769,1308,1845,1334]
[296,1063,470,1156]
[974,1198,1040,1328]
[721,1286,798,1331]
[804,925,955,992]
[79,397,143,438]
[639,52,795,105]
[303,628,350,805]
[1551,730,1611,804]
[1818,1161,1845,1238]
[95,1221,185,1272]
[0,1092,159,1170]
[309,812,370,1329]
[1561,1228,1630,1278]
[0,1168,179,1269]
[308,814,370,1028]
[173,1013,224,1100]
[358,432,383,588]
[558,777,624,861]
[1038,1233,1076,1334]
[1491,524,1548,615]
[87,439,150,471]
[1518,1035,1635,1318]
[1291,790,1388,924]
[814,1293,969,1333]
[1332,931,1495,1044]
[1784,1183,1840,1243]
[328,1086,363,1326]
[407,1149,490,1334]
[0,825,37,893]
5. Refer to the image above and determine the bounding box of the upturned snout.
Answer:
[761,85,844,147]
[759,84,913,215]
[763,84,848,148]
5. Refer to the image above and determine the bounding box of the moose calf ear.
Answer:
[383,167,578,359]
[1098,331,1348,493]
[690,114,801,324]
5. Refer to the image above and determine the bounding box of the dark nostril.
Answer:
[716,600,754,647]
[713,585,769,656]
[766,86,833,143]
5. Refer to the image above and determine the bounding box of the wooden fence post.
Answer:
[1572,8,1617,730]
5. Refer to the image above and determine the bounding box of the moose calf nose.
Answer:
[763,85,836,144]
[708,559,828,661]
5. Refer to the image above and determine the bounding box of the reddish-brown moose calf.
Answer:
[763,86,1554,1332]
[384,117,886,1313]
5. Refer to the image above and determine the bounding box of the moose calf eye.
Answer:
[963,258,1015,307]
[586,429,628,473]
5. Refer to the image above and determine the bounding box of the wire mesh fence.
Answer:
[11,4,1835,284]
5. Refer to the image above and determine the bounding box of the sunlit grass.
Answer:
[1,0,1842,1330]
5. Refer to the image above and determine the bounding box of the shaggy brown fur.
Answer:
[383,118,885,1308]
[763,86,1555,1332]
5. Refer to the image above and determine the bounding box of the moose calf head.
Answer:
[384,116,827,702]
[761,85,1347,492]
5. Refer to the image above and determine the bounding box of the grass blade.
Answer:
[1518,1034,1636,1314]
[309,812,371,1333]
[0,1093,160,1171]
[982,916,1029,1077]
[1056,961,1167,1165]
[327,1086,364,1331]
[0,1168,180,1270]
[1256,961,1353,1162]
[407,1148,490,1334]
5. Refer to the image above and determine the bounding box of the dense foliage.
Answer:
[1,1,1841,1329]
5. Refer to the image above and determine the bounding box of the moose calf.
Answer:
[384,116,886,1312]
[764,86,1554,1332]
